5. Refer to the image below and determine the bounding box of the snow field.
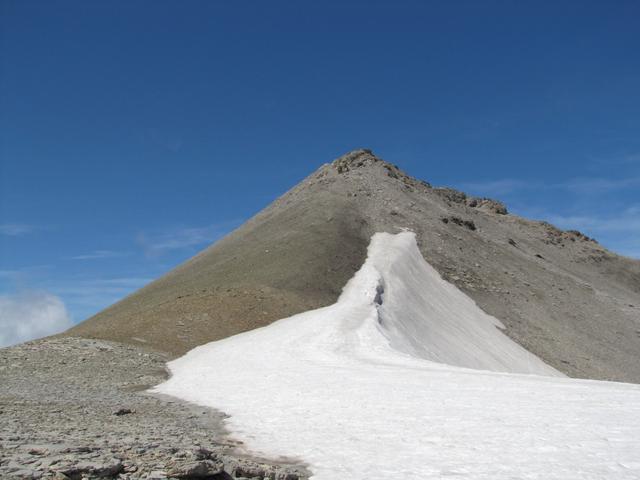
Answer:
[155,232,640,479]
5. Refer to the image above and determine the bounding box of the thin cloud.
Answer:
[517,206,640,259]
[0,269,23,279]
[0,291,73,347]
[49,277,154,319]
[457,176,640,197]
[456,179,533,196]
[589,152,640,168]
[68,250,130,260]
[624,153,640,164]
[53,277,153,298]
[91,277,153,287]
[562,177,640,194]
[0,224,36,236]
[0,265,53,284]
[137,221,240,257]
[544,210,640,235]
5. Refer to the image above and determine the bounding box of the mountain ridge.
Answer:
[66,149,640,383]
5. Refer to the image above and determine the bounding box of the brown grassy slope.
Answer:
[66,149,640,383]
[66,168,370,356]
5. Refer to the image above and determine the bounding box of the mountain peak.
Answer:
[331,148,380,173]
[67,150,640,383]
[328,148,424,189]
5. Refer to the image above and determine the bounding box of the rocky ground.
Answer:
[0,337,309,480]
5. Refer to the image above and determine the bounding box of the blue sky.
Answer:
[1,1,639,345]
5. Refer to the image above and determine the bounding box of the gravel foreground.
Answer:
[0,337,309,480]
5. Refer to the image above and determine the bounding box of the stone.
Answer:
[113,408,134,416]
[167,459,224,478]
[441,216,476,231]
[434,187,467,204]
[147,470,168,479]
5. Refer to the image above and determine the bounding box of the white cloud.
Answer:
[0,224,36,236]
[0,291,73,347]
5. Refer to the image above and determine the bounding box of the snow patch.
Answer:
[155,232,640,479]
